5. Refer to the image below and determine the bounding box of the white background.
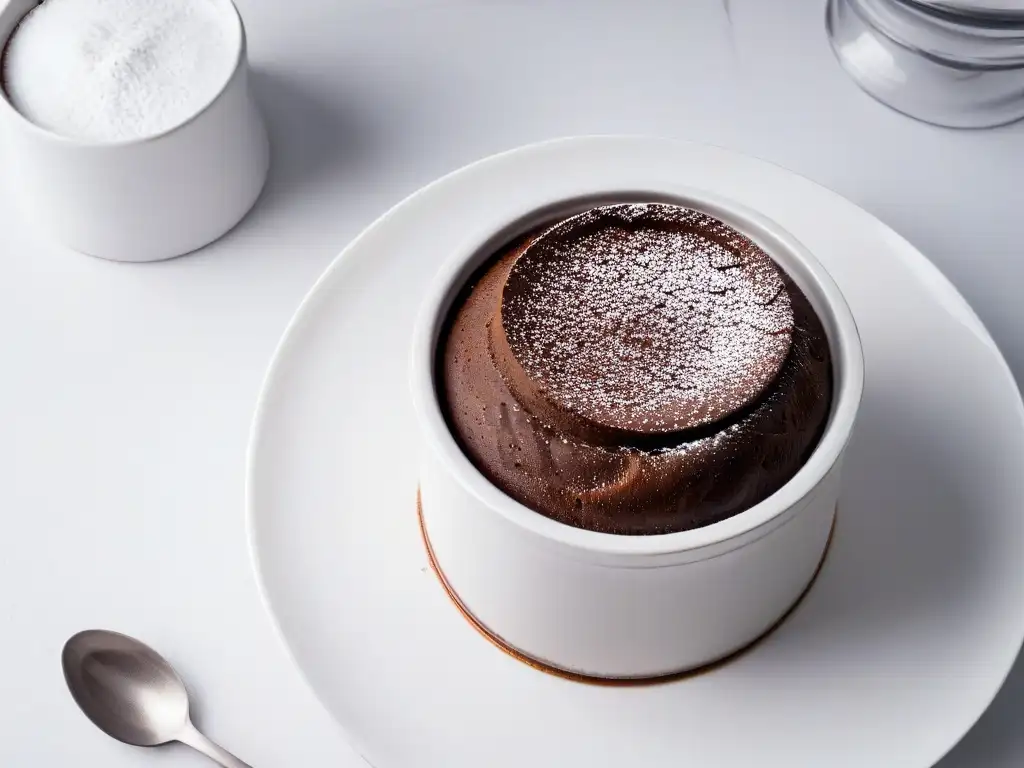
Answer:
[1,0,1022,765]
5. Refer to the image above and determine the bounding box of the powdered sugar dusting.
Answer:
[500,203,793,433]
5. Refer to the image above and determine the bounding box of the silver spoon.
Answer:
[62,629,252,767]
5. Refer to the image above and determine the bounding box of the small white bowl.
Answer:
[0,0,269,262]
[411,189,865,680]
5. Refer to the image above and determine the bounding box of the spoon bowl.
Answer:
[62,629,251,767]
[63,629,190,747]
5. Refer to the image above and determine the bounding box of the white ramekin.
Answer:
[0,0,269,262]
[411,189,864,680]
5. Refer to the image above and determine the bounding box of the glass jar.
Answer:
[827,0,1024,127]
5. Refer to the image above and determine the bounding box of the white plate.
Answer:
[247,137,1024,768]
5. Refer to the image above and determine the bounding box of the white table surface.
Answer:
[1,0,1022,765]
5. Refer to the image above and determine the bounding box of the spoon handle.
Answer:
[178,721,254,768]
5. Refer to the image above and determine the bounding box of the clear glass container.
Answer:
[827,0,1024,128]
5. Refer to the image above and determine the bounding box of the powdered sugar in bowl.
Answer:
[0,0,268,261]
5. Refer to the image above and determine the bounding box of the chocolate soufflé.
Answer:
[439,203,833,535]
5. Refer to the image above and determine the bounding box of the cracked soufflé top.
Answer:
[439,203,833,535]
